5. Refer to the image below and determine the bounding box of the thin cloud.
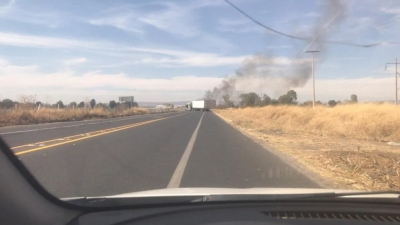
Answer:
[131,55,246,67]
[217,18,264,33]
[12,11,65,28]
[294,76,396,102]
[0,58,397,103]
[380,7,400,15]
[0,61,222,93]
[305,12,321,18]
[0,0,65,28]
[0,0,14,14]
[0,32,99,49]
[64,57,87,66]
[87,1,234,51]
[89,14,144,33]
[88,1,207,37]
[92,55,310,68]
[0,32,245,67]
[266,45,293,49]
[137,3,198,38]
[335,57,363,61]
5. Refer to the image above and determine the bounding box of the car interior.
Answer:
[2,137,400,225]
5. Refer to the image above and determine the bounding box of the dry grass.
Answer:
[214,104,400,191]
[0,107,158,127]
[214,103,400,142]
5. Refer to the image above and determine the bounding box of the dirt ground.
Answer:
[214,112,400,191]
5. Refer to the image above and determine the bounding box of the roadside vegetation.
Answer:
[215,103,400,142]
[0,95,177,127]
[214,90,400,191]
[215,90,359,109]
[0,107,151,127]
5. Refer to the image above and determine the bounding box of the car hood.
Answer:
[61,188,400,201]
[107,188,395,198]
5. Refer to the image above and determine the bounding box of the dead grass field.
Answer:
[0,107,156,127]
[214,104,400,191]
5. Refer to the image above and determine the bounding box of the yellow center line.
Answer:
[14,113,185,156]
[11,113,184,150]
[11,122,147,150]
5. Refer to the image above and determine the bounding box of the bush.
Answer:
[328,100,337,107]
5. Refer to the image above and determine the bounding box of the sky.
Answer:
[0,0,399,104]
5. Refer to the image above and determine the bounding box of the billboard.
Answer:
[118,96,134,102]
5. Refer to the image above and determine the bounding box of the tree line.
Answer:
[218,90,359,108]
[220,90,298,108]
[0,96,138,109]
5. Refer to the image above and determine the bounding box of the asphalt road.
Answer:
[0,111,318,198]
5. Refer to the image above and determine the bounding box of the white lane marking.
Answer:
[0,112,180,135]
[1,129,40,134]
[167,112,205,188]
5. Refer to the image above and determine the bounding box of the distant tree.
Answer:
[261,94,271,106]
[133,102,139,107]
[222,94,230,105]
[302,101,313,107]
[116,102,128,110]
[90,99,96,109]
[302,100,323,106]
[109,100,117,109]
[270,99,279,105]
[56,100,64,108]
[328,100,337,107]
[19,94,36,104]
[239,92,261,107]
[96,103,107,108]
[287,90,297,101]
[1,99,15,108]
[77,101,85,108]
[69,102,77,108]
[350,94,358,103]
[220,94,235,107]
[278,90,297,105]
[18,94,36,109]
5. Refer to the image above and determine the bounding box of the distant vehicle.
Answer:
[187,99,216,111]
[155,104,174,109]
[185,102,192,111]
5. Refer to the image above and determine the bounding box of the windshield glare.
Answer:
[0,0,399,206]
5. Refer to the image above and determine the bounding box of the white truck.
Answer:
[188,99,216,111]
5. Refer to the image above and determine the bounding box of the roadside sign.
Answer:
[118,96,134,102]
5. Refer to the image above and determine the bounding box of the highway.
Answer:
[0,111,318,198]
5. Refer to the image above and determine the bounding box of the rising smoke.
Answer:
[205,0,347,102]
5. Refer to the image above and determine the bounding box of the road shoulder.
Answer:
[213,111,335,189]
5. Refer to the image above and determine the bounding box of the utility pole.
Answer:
[305,50,320,107]
[385,59,400,106]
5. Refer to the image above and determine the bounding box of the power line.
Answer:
[224,0,380,48]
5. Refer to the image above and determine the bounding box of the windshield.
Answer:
[0,0,399,205]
